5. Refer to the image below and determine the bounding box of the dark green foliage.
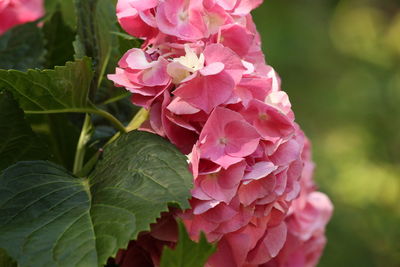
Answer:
[0,91,48,171]
[160,222,216,267]
[0,58,94,113]
[0,243,16,267]
[89,131,193,265]
[43,10,76,68]
[0,161,98,267]
[0,132,193,267]
[0,23,45,71]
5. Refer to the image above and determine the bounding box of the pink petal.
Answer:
[200,62,225,76]
[243,161,277,184]
[247,223,287,264]
[174,71,235,113]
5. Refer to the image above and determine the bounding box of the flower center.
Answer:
[259,113,269,121]
[218,137,228,145]
[176,45,205,72]
[167,44,205,84]
[179,10,189,22]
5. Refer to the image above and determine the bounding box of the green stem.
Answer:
[25,107,127,133]
[126,108,149,132]
[92,108,127,133]
[76,148,102,177]
[100,92,131,105]
[105,108,149,146]
[73,114,92,175]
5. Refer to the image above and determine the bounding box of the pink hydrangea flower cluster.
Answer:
[264,139,333,267]
[109,0,333,266]
[0,0,44,35]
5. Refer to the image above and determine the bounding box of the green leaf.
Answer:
[112,30,143,55]
[0,23,45,71]
[43,9,76,68]
[45,0,76,29]
[0,91,48,171]
[160,222,216,267]
[59,0,77,29]
[0,58,94,113]
[0,248,16,267]
[0,131,193,267]
[0,58,127,133]
[0,161,98,267]
[45,0,58,13]
[89,131,193,265]
[44,114,81,170]
[74,0,119,97]
[96,0,119,77]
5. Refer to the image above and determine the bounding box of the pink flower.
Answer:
[217,24,255,58]
[109,0,333,266]
[264,140,333,267]
[107,48,171,108]
[116,0,158,39]
[198,107,260,168]
[0,0,44,35]
[156,0,208,40]
[192,161,246,204]
[233,0,264,15]
[172,44,245,113]
[242,99,295,142]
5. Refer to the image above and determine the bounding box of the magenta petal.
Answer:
[247,223,287,264]
[193,199,220,215]
[271,139,302,166]
[243,161,277,183]
[200,161,245,203]
[224,121,260,157]
[204,43,246,84]
[174,71,235,113]
[200,62,225,76]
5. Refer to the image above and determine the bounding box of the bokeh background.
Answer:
[253,0,400,266]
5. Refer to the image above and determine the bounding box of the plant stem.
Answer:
[91,108,127,133]
[105,108,149,146]
[73,114,92,175]
[100,91,131,105]
[126,108,149,132]
[25,107,127,133]
[76,148,102,177]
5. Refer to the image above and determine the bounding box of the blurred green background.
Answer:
[253,0,400,266]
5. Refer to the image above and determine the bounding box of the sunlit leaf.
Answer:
[0,58,94,113]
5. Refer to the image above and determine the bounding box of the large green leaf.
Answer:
[0,23,45,71]
[160,222,216,267]
[0,161,97,267]
[0,91,48,171]
[43,9,76,68]
[89,130,193,264]
[0,58,94,113]
[0,131,193,266]
[0,248,16,267]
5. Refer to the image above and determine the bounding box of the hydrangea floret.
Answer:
[109,1,333,266]
[0,0,44,34]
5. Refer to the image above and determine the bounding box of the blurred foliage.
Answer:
[253,0,400,266]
